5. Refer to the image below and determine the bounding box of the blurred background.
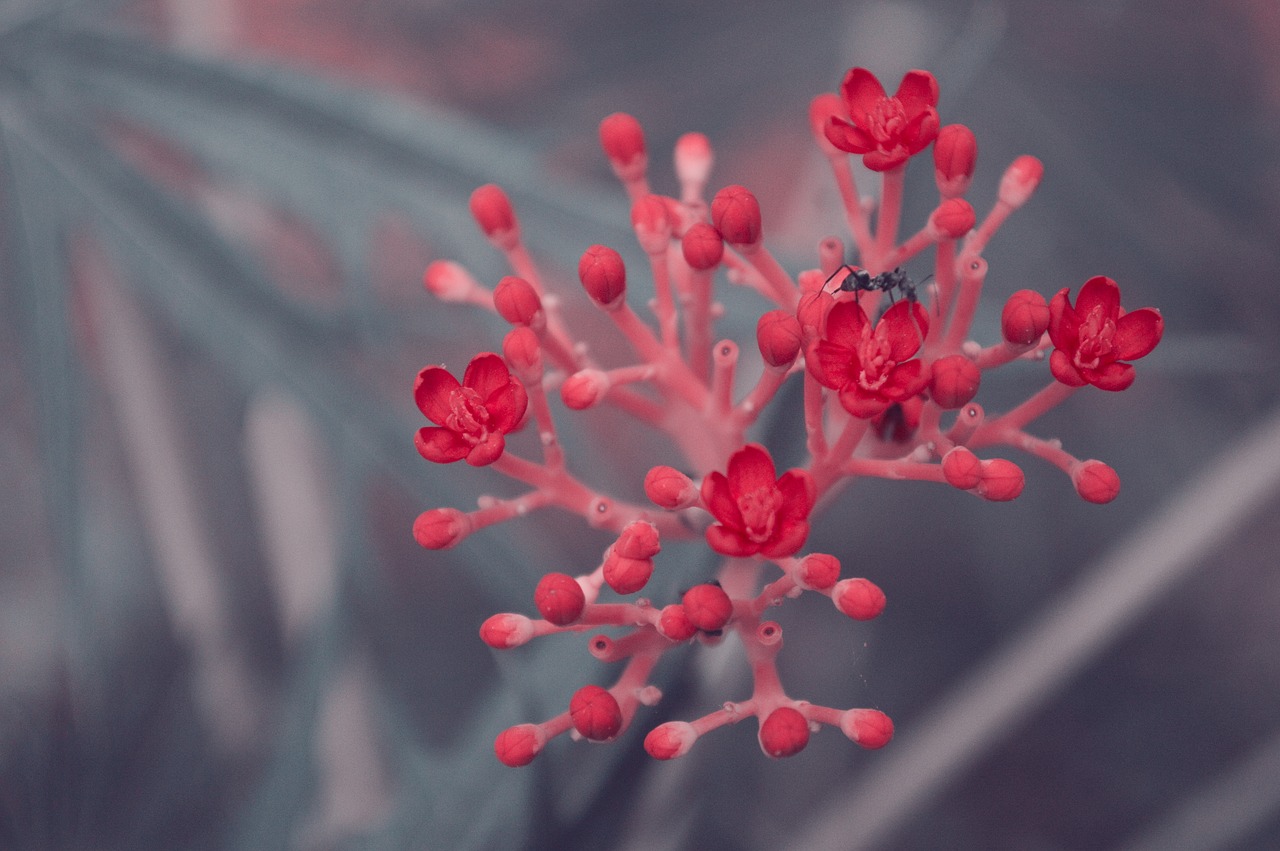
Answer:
[2,0,1279,848]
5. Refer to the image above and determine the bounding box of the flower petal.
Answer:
[1075,276,1121,319]
[414,366,461,423]
[706,524,759,557]
[838,383,890,419]
[883,359,930,401]
[862,149,909,172]
[701,471,743,528]
[486,379,529,433]
[761,520,810,559]
[839,67,886,126]
[1049,348,1087,387]
[894,70,940,114]
[775,469,816,521]
[466,433,506,466]
[727,444,777,496]
[811,340,858,390]
[1085,361,1135,391]
[899,107,940,155]
[825,299,870,348]
[1113,308,1163,361]
[825,117,874,154]
[463,352,512,398]
[415,426,470,463]
[1047,288,1080,351]
[879,300,928,360]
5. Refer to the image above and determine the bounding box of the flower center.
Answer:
[857,333,894,390]
[445,387,491,443]
[870,98,907,146]
[1073,305,1117,370]
[737,485,782,543]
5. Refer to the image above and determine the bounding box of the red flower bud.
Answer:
[494,724,545,766]
[1001,289,1050,345]
[615,520,661,559]
[711,185,762,247]
[631,194,673,254]
[578,244,627,308]
[658,604,698,641]
[833,578,886,621]
[602,553,653,595]
[644,465,698,509]
[570,684,622,741]
[942,446,983,490]
[756,310,803,367]
[502,327,541,378]
[930,355,982,409]
[560,369,609,409]
[492,275,542,325]
[423,260,479,302]
[479,613,535,649]
[840,708,894,749]
[759,706,810,758]
[976,458,1025,501]
[599,112,646,170]
[674,132,714,188]
[469,184,518,244]
[1072,459,1120,504]
[998,155,1044,208]
[797,553,841,591]
[534,572,586,626]
[929,198,976,239]
[933,124,977,197]
[681,222,724,270]
[413,507,470,549]
[645,720,697,759]
[682,583,733,631]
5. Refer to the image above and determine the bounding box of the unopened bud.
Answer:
[975,458,1025,501]
[756,310,803,367]
[1001,289,1050,345]
[631,194,673,254]
[833,578,886,621]
[840,708,894,749]
[534,572,586,626]
[930,355,982,409]
[758,706,810,758]
[599,112,647,174]
[797,553,841,591]
[711,185,762,247]
[998,155,1044,208]
[469,184,518,248]
[502,327,542,379]
[561,369,610,409]
[942,446,983,490]
[681,222,724,270]
[645,720,698,759]
[479,613,535,649]
[674,132,714,190]
[929,198,976,239]
[493,276,542,325]
[644,465,698,509]
[615,520,661,559]
[569,685,623,741]
[682,583,733,631]
[423,260,480,302]
[578,244,627,308]
[1072,459,1120,504]
[413,507,470,549]
[933,124,977,197]
[494,724,545,766]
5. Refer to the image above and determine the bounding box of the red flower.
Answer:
[702,444,815,558]
[1048,276,1163,391]
[809,298,931,418]
[825,68,940,172]
[414,353,527,466]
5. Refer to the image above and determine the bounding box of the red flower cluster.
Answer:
[808,298,931,418]
[1049,276,1163,391]
[825,68,941,171]
[414,353,527,466]
[410,63,1163,767]
[702,444,815,558]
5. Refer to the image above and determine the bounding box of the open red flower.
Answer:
[702,444,815,558]
[808,298,931,418]
[1048,276,1163,391]
[414,353,527,466]
[825,68,940,172]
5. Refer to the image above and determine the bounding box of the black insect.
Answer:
[824,264,919,304]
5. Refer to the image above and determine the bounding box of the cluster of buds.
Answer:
[414,67,1163,765]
